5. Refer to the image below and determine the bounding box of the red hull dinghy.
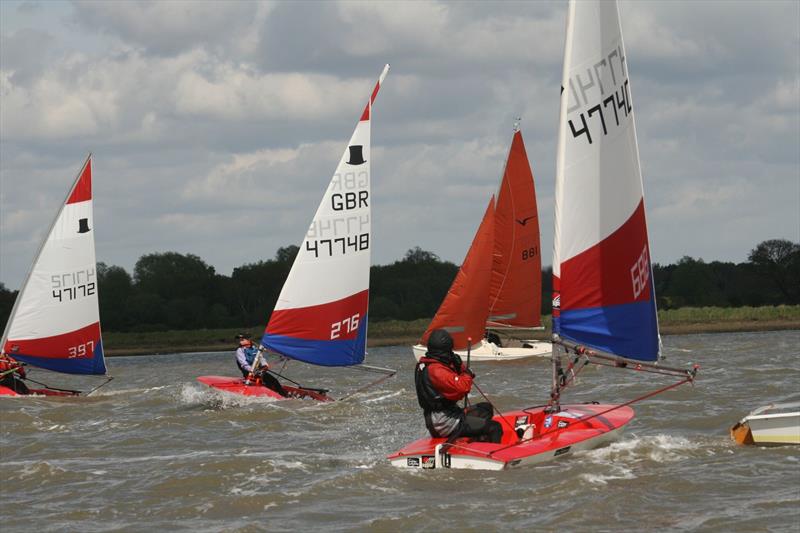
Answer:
[390,0,698,470]
[389,404,633,470]
[198,65,395,400]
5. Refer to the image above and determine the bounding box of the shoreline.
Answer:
[103,319,800,357]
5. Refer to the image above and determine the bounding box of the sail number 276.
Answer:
[331,314,360,339]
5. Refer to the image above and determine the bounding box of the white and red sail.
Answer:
[488,130,542,329]
[421,197,496,351]
[1,156,107,375]
[552,0,659,361]
[262,65,389,366]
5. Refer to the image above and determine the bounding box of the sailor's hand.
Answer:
[245,372,254,385]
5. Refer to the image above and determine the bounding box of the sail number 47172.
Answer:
[331,314,360,339]
[630,246,650,299]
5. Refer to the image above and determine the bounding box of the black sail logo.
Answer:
[347,145,366,165]
[78,218,91,233]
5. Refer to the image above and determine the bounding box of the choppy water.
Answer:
[1,330,799,532]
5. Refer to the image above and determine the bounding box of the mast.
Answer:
[550,0,577,409]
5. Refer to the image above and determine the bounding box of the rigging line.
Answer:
[20,376,81,395]
[488,373,697,455]
[85,376,114,396]
[472,381,517,434]
[588,358,695,378]
[337,368,396,402]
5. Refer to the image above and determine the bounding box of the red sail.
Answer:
[487,130,542,328]
[422,197,496,351]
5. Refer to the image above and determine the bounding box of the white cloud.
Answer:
[0,0,798,288]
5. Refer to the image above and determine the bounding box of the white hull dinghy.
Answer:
[731,402,800,445]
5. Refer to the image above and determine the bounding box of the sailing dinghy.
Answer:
[390,0,697,470]
[412,127,551,362]
[198,65,395,401]
[730,402,800,445]
[1,155,110,397]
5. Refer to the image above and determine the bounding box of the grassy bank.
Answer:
[102,305,800,356]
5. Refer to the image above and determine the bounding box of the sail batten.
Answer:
[262,65,389,367]
[552,0,659,362]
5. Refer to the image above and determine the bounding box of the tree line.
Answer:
[0,239,797,333]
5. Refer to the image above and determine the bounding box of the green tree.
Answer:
[748,239,800,304]
[97,262,134,330]
[0,283,18,333]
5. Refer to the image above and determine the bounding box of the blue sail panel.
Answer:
[262,314,368,367]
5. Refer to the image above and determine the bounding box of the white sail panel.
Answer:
[274,120,371,311]
[553,0,659,361]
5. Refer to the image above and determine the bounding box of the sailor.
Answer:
[0,354,30,395]
[414,329,502,443]
[234,334,289,398]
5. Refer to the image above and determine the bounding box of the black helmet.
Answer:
[427,329,454,355]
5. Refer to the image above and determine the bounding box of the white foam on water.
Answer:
[580,465,636,486]
[586,434,699,464]
[92,385,169,397]
[361,390,404,403]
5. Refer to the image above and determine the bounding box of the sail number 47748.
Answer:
[331,314,360,339]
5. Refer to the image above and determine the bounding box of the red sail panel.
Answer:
[67,158,92,204]
[488,131,542,327]
[422,197,496,351]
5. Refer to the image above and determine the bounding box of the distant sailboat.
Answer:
[1,155,110,397]
[198,65,395,400]
[412,128,551,362]
[390,0,696,470]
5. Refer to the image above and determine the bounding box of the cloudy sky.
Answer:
[1,0,798,290]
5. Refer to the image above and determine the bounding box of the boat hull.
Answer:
[388,403,634,470]
[196,375,332,402]
[412,338,551,362]
[0,384,79,397]
[731,403,800,445]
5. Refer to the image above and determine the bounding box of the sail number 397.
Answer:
[331,314,360,339]
[69,341,94,358]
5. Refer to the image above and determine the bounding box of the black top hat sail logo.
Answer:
[78,218,91,234]
[347,145,366,166]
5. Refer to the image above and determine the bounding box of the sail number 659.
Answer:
[331,314,360,339]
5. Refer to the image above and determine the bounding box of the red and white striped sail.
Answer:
[263,65,389,367]
[552,0,659,361]
[488,130,542,329]
[1,156,106,374]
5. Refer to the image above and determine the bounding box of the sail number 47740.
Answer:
[630,246,650,299]
[331,314,360,339]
